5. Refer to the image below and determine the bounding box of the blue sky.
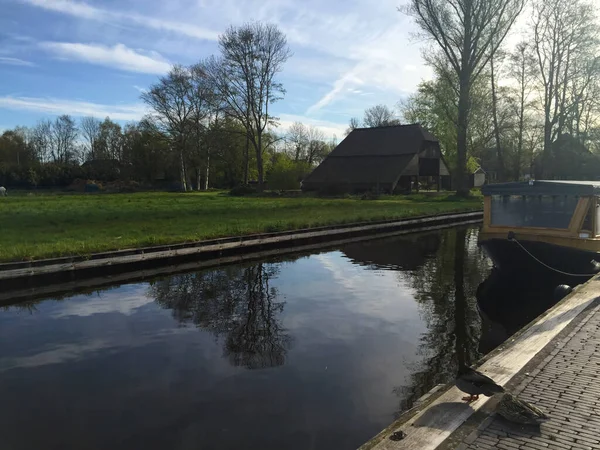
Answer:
[0,0,432,138]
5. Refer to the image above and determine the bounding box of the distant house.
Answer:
[301,124,451,193]
[533,134,600,180]
[471,166,486,187]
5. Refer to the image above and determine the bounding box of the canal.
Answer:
[0,226,566,450]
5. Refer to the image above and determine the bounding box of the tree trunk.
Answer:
[256,131,264,192]
[515,70,526,180]
[204,152,210,190]
[244,134,250,185]
[456,72,470,197]
[196,168,202,191]
[179,150,187,192]
[490,57,505,181]
[542,118,553,178]
[453,228,469,367]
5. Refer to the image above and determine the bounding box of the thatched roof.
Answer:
[302,124,439,187]
[328,123,438,157]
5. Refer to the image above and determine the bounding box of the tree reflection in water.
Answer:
[394,227,491,414]
[149,262,292,369]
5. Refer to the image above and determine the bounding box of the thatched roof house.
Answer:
[301,124,450,193]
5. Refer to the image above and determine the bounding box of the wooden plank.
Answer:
[362,276,600,450]
[483,196,491,230]
[0,211,483,281]
[569,197,591,234]
[479,230,600,252]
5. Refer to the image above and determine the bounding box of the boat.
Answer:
[478,180,600,280]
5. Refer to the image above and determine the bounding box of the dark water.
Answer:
[0,227,561,450]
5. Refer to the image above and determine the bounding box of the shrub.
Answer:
[229,185,257,196]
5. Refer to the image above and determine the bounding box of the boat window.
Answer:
[490,194,579,229]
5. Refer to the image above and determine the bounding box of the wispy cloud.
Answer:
[133,85,147,93]
[0,96,147,121]
[0,56,35,67]
[40,42,171,74]
[21,0,219,41]
[307,23,431,114]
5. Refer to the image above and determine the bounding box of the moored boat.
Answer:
[479,180,600,280]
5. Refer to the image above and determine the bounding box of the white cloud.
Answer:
[133,85,148,93]
[52,286,154,318]
[0,96,147,121]
[0,56,35,67]
[20,0,435,120]
[21,0,219,41]
[41,42,171,74]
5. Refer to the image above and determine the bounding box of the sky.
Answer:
[0,0,433,138]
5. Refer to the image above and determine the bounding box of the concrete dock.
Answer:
[360,275,600,450]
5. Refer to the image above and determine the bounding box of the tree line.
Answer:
[400,0,600,194]
[0,22,337,192]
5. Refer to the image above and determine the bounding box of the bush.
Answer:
[316,184,349,197]
[266,155,308,191]
[360,190,381,200]
[229,185,257,196]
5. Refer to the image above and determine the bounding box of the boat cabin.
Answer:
[481,181,600,239]
[479,181,600,277]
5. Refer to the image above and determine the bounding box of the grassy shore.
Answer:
[0,191,482,262]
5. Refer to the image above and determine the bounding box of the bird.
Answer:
[455,364,505,403]
[496,392,549,425]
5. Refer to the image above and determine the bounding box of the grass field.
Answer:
[0,191,482,262]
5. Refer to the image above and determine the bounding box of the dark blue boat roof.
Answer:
[482,180,600,196]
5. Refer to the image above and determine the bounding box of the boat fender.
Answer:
[588,259,600,273]
[553,284,573,301]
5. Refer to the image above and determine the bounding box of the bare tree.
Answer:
[305,126,328,166]
[31,120,53,163]
[508,42,535,179]
[565,50,600,146]
[97,118,123,161]
[142,65,196,191]
[190,61,218,190]
[80,117,101,161]
[363,104,400,127]
[345,117,360,136]
[531,0,598,160]
[52,115,78,163]
[489,53,505,181]
[287,122,308,161]
[208,22,292,191]
[406,0,525,196]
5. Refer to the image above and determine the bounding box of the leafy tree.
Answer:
[405,0,525,195]
[142,65,197,191]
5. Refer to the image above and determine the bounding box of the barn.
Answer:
[301,124,450,193]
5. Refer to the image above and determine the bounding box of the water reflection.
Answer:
[394,228,490,412]
[476,268,588,354]
[150,263,292,369]
[3,225,570,450]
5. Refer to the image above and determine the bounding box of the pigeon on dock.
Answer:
[455,364,505,403]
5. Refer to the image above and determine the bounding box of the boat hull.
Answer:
[478,237,600,281]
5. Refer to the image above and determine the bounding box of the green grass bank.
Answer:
[0,191,482,262]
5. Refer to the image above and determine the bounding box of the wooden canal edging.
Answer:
[0,210,482,302]
[359,273,600,450]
